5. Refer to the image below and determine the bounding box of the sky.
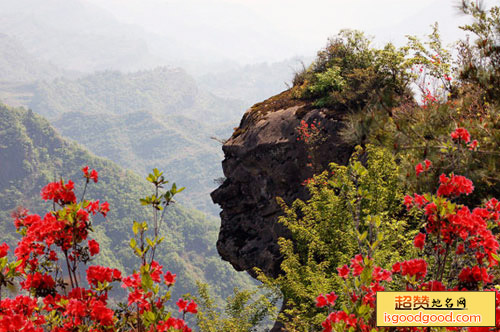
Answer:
[83,0,482,63]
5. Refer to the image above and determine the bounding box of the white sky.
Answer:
[83,0,489,63]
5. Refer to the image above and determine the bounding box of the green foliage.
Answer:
[293,30,412,111]
[194,282,278,332]
[259,146,416,331]
[0,103,255,308]
[458,0,500,102]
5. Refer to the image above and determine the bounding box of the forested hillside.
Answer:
[0,103,254,306]
[16,68,244,214]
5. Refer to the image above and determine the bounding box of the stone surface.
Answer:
[211,90,353,279]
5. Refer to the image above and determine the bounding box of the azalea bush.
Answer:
[0,167,197,331]
[316,129,500,332]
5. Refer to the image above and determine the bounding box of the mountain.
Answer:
[22,68,245,215]
[0,33,64,83]
[0,103,254,305]
[0,0,164,72]
[0,33,66,107]
[197,58,309,106]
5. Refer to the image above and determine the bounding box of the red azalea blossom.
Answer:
[164,271,176,286]
[89,169,98,183]
[415,163,424,176]
[176,298,188,312]
[398,259,427,280]
[0,243,9,258]
[469,139,479,150]
[185,300,198,314]
[437,173,474,197]
[414,232,426,250]
[40,180,76,205]
[403,195,413,209]
[99,201,110,217]
[82,166,99,183]
[337,264,350,278]
[88,239,99,256]
[451,127,471,143]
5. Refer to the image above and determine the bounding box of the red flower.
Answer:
[404,195,413,209]
[90,170,98,183]
[40,180,76,205]
[82,166,98,183]
[315,295,328,308]
[350,254,364,276]
[400,259,427,280]
[86,265,121,287]
[424,159,432,170]
[0,243,9,258]
[451,127,471,143]
[176,298,188,312]
[337,264,350,278]
[325,292,338,306]
[316,292,337,308]
[88,239,100,256]
[185,300,198,314]
[437,173,474,197]
[414,232,426,250]
[415,163,424,176]
[99,202,110,217]
[164,271,176,287]
[413,194,428,207]
[468,139,478,151]
[391,262,401,273]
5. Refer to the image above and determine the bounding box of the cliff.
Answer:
[211,90,354,278]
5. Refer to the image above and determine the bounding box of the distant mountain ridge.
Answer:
[24,67,246,215]
[0,0,164,72]
[0,33,64,83]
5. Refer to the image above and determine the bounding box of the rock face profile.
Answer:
[211,90,353,279]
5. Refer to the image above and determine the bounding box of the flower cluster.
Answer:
[436,173,474,197]
[0,167,196,331]
[82,166,99,183]
[321,256,391,332]
[450,127,479,150]
[296,119,321,144]
[451,127,471,143]
[415,159,432,176]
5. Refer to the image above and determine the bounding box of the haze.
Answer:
[83,0,475,64]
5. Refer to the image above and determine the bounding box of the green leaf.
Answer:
[146,238,154,248]
[130,238,137,249]
[144,310,155,323]
[142,272,154,290]
[133,221,140,235]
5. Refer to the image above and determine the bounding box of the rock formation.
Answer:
[211,90,353,279]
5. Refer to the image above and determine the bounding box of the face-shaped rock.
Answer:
[212,94,352,278]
